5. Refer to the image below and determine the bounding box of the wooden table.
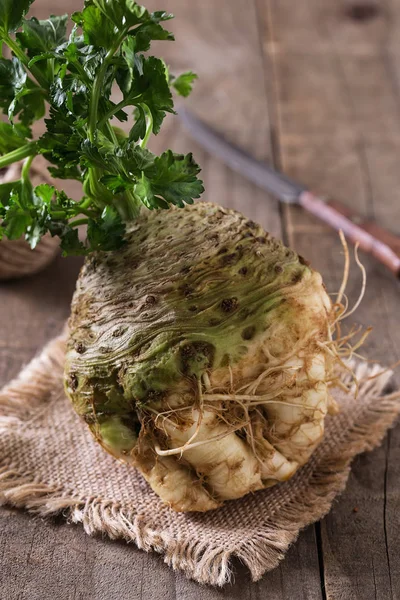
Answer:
[1,1,399,598]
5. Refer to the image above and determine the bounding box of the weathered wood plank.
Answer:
[0,256,83,383]
[0,506,182,600]
[1,503,323,600]
[263,0,393,55]
[257,1,400,599]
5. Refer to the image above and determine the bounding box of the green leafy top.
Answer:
[0,0,202,255]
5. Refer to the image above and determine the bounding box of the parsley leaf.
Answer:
[118,55,174,134]
[17,15,68,55]
[128,105,146,142]
[0,57,45,125]
[136,150,204,208]
[133,22,174,52]
[59,227,87,256]
[83,0,172,33]
[0,121,30,154]
[0,0,203,256]
[2,188,32,239]
[72,5,115,49]
[171,71,198,97]
[0,0,33,34]
[87,206,126,251]
[0,180,20,206]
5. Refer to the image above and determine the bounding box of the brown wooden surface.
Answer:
[1,1,400,598]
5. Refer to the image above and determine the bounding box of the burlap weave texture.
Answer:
[0,334,399,586]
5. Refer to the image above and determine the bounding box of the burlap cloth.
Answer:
[0,333,399,586]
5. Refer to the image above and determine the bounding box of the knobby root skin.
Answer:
[65,202,361,512]
[142,455,221,513]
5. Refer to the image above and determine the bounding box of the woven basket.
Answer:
[0,162,60,281]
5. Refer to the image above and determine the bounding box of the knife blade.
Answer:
[179,108,400,279]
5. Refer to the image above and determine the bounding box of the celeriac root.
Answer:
[66,204,374,512]
[136,235,371,510]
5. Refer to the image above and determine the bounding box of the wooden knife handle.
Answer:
[299,191,400,278]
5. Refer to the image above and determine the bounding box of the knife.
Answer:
[179,109,400,279]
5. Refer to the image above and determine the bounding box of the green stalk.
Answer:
[76,207,98,218]
[0,142,38,169]
[88,26,131,141]
[98,99,129,128]
[140,104,153,149]
[75,198,96,218]
[114,191,141,220]
[88,49,116,142]
[4,36,29,66]
[21,155,34,182]
[70,217,89,228]
[88,170,108,202]
[97,96,140,129]
[4,36,49,90]
[67,59,92,88]
[105,122,119,145]
[87,47,122,206]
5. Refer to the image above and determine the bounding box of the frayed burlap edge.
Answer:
[0,335,399,586]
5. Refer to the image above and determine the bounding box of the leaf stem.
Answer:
[87,170,110,207]
[87,45,123,205]
[140,104,153,148]
[76,207,97,218]
[65,195,98,218]
[21,155,34,183]
[70,217,89,228]
[105,122,119,145]
[89,49,116,142]
[98,97,139,129]
[79,197,92,208]
[114,191,141,220]
[4,36,49,90]
[67,60,92,88]
[0,142,38,169]
[4,36,29,65]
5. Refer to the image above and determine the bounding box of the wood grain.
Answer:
[1,0,399,598]
[257,2,400,600]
